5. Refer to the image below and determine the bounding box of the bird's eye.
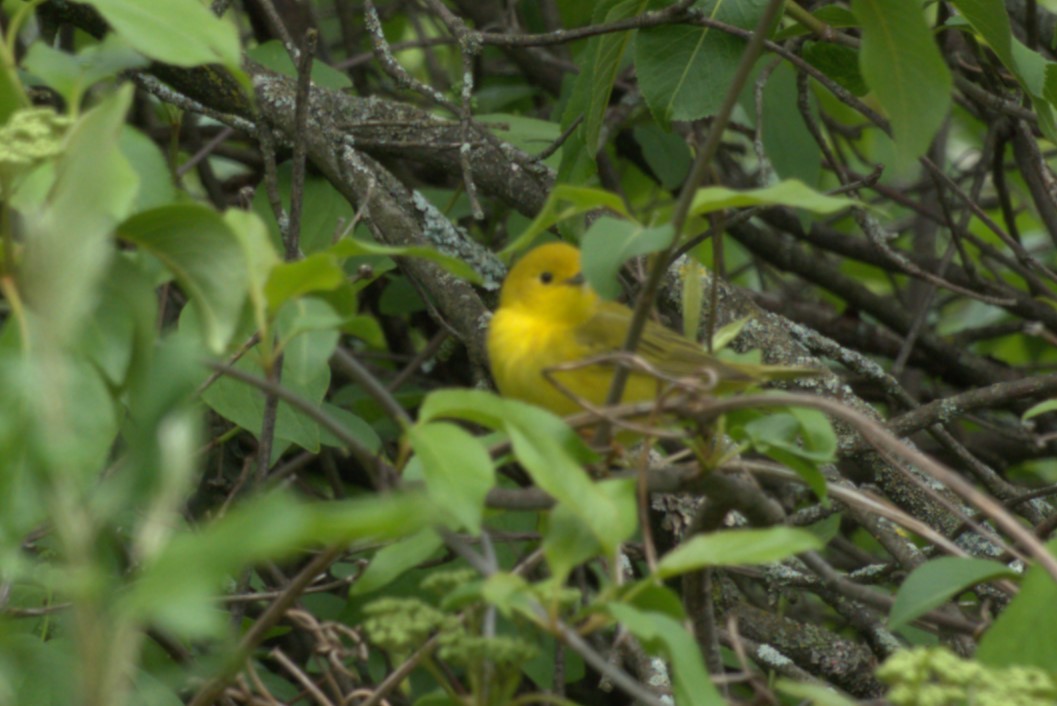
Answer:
[539,271,553,284]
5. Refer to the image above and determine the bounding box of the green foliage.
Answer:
[850,0,952,163]
[3,0,1056,704]
[637,0,769,128]
[878,647,1057,706]
[888,557,1018,631]
[81,0,241,71]
[655,527,824,578]
[976,546,1057,671]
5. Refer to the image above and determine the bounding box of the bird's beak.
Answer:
[564,272,585,286]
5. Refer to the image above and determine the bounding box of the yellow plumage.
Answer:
[487,242,810,417]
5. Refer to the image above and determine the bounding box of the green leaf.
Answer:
[309,491,437,544]
[478,114,563,168]
[656,527,823,578]
[125,491,434,637]
[22,35,147,107]
[977,544,1057,670]
[737,408,835,500]
[1023,398,1057,421]
[947,0,1015,73]
[636,0,768,126]
[851,0,952,162]
[319,402,382,453]
[681,257,706,340]
[888,557,1016,631]
[409,422,495,533]
[481,572,536,617]
[119,126,176,214]
[753,62,824,185]
[689,180,857,217]
[21,44,81,104]
[21,87,137,345]
[265,253,347,313]
[251,166,356,255]
[775,5,859,40]
[225,208,281,333]
[275,297,346,342]
[608,603,724,706]
[247,40,352,90]
[81,254,158,387]
[623,581,687,621]
[542,499,603,584]
[274,306,339,451]
[581,217,675,298]
[329,237,483,285]
[418,390,635,552]
[500,185,632,257]
[802,42,868,96]
[558,0,649,181]
[774,680,856,706]
[199,312,337,457]
[350,529,443,597]
[83,0,241,69]
[632,124,692,189]
[120,204,250,353]
[542,479,636,583]
[123,491,315,636]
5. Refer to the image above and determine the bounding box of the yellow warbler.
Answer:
[487,242,810,417]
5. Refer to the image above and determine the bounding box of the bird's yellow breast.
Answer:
[487,306,662,417]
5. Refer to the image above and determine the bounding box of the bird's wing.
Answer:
[576,301,753,381]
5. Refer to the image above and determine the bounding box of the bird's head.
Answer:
[498,242,598,324]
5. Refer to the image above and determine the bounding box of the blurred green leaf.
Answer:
[419,390,635,552]
[409,422,495,533]
[775,5,859,40]
[119,126,176,214]
[558,0,649,181]
[689,180,857,217]
[1023,398,1057,421]
[502,185,631,257]
[252,167,356,255]
[948,0,1015,73]
[581,217,675,298]
[83,0,241,69]
[889,557,1016,631]
[632,124,692,189]
[543,485,632,590]
[22,35,147,108]
[247,40,352,90]
[350,529,443,597]
[82,254,158,386]
[656,527,823,578]
[755,62,824,186]
[319,402,382,453]
[623,581,687,621]
[737,409,834,500]
[120,204,250,353]
[608,603,724,706]
[3,636,75,706]
[802,42,867,96]
[199,317,337,457]
[265,253,347,313]
[478,114,563,168]
[330,237,483,285]
[774,680,856,706]
[851,0,952,162]
[22,87,137,345]
[977,543,1057,670]
[125,490,434,637]
[636,0,767,127]
[481,572,536,617]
